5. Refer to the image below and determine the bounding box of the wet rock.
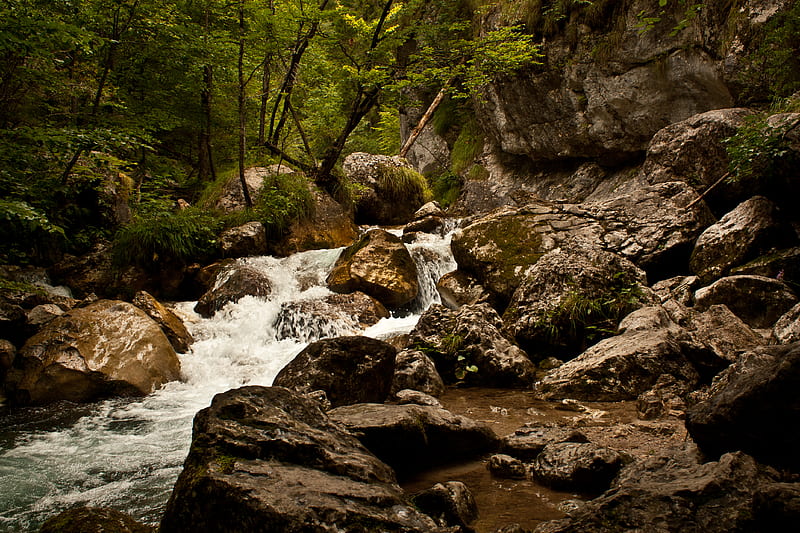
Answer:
[535,327,706,402]
[642,108,755,213]
[487,454,527,480]
[392,389,442,407]
[272,187,358,256]
[273,336,397,408]
[499,426,586,462]
[161,386,439,533]
[694,275,797,329]
[410,303,536,387]
[328,402,499,475]
[218,221,268,258]
[8,300,180,405]
[390,349,446,398]
[411,481,478,530]
[194,261,272,318]
[404,215,444,235]
[132,291,193,353]
[274,291,389,343]
[327,229,419,308]
[436,270,493,310]
[531,442,624,493]
[503,247,652,356]
[414,201,446,219]
[39,506,154,533]
[343,152,427,224]
[773,302,800,344]
[690,196,792,283]
[686,342,800,472]
[536,451,778,533]
[0,339,15,382]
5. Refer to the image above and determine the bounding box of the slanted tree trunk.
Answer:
[399,84,448,158]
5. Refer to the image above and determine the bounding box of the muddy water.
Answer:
[402,387,684,532]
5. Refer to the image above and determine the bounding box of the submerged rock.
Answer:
[8,300,180,405]
[273,336,397,408]
[327,229,419,308]
[39,506,154,533]
[161,386,440,532]
[531,442,624,493]
[328,402,499,475]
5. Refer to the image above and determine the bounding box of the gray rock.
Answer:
[25,304,64,327]
[328,402,499,475]
[694,275,798,329]
[683,304,764,364]
[690,196,791,283]
[218,221,268,258]
[390,349,445,397]
[160,386,440,533]
[327,229,419,308]
[531,442,624,492]
[686,342,800,471]
[194,261,272,318]
[414,201,446,219]
[404,215,444,236]
[273,336,397,408]
[651,275,701,306]
[487,454,527,480]
[773,302,800,344]
[411,481,478,530]
[410,303,536,387]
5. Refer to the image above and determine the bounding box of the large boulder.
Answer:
[531,442,625,493]
[274,291,389,343]
[389,349,446,397]
[773,302,800,344]
[132,291,193,353]
[194,261,272,318]
[218,221,268,258]
[435,270,493,310]
[160,386,440,533]
[503,247,653,356]
[411,481,478,530]
[327,229,419,308]
[681,304,764,364]
[273,336,397,408]
[689,196,792,283]
[693,275,798,329]
[731,246,800,288]
[536,451,780,533]
[343,153,428,225]
[7,300,180,405]
[409,303,536,387]
[451,182,714,304]
[213,165,294,213]
[328,402,499,475]
[686,343,800,472]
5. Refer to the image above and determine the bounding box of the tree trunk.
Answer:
[399,85,447,158]
[257,53,271,146]
[237,1,253,209]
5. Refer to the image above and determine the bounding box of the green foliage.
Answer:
[252,171,315,238]
[112,207,222,268]
[376,165,433,203]
[634,1,704,35]
[0,199,66,263]
[428,170,463,208]
[451,119,485,174]
[724,97,800,184]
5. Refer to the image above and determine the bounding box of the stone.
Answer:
[8,300,180,405]
[503,247,652,356]
[213,165,294,213]
[160,386,440,533]
[273,336,397,408]
[328,402,499,475]
[651,275,701,306]
[435,270,493,310]
[683,304,763,364]
[272,187,358,256]
[753,482,800,530]
[500,427,588,462]
[535,328,705,402]
[689,196,792,283]
[403,215,444,235]
[641,108,756,213]
[686,343,800,472]
[0,339,15,382]
[343,152,427,224]
[487,454,527,480]
[194,261,272,318]
[392,389,442,407]
[25,304,64,328]
[773,302,800,344]
[731,246,800,288]
[133,291,193,353]
[411,481,478,530]
[390,349,446,397]
[535,451,778,533]
[327,229,419,308]
[39,506,154,533]
[218,221,268,258]
[414,201,446,219]
[531,442,624,493]
[410,303,536,387]
[694,275,798,329]
[274,291,389,343]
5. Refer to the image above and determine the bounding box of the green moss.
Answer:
[376,165,433,203]
[451,119,485,175]
[428,170,463,207]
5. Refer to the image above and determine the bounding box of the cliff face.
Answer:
[406,0,794,212]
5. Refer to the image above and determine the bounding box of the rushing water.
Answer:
[0,229,456,531]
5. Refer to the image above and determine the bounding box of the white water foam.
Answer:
[0,230,456,530]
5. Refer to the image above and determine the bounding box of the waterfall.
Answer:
[0,229,457,530]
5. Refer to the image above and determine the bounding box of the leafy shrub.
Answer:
[112,207,222,268]
[450,119,484,174]
[376,165,432,203]
[0,199,66,263]
[428,170,463,207]
[252,171,315,238]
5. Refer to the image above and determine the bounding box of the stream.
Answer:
[0,229,456,531]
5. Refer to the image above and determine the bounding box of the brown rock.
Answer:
[133,291,194,353]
